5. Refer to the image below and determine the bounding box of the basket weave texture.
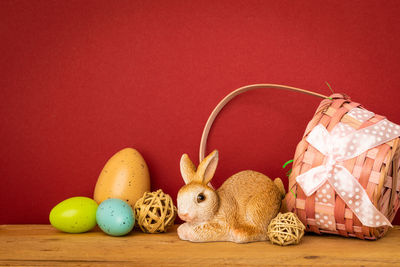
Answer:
[285,94,400,240]
[134,189,177,234]
[267,212,305,246]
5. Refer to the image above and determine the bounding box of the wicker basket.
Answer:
[285,93,400,240]
[199,84,400,240]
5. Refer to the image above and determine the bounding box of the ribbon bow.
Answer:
[296,108,400,227]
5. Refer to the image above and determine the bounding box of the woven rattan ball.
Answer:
[134,189,177,234]
[267,212,305,246]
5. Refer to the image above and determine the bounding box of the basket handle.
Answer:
[199,84,330,161]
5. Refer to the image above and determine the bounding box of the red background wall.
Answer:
[1,0,400,224]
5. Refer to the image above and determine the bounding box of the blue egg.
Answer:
[96,198,135,236]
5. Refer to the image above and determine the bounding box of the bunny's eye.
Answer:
[197,193,206,203]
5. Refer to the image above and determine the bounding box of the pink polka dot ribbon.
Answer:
[296,108,400,228]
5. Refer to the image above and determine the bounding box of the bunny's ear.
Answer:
[195,150,218,185]
[180,154,196,184]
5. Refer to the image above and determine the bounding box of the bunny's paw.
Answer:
[231,228,250,243]
[177,223,195,241]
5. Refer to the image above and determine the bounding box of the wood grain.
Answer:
[1,225,400,266]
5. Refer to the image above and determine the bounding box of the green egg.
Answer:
[49,196,98,233]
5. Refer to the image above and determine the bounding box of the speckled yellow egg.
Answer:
[49,197,98,233]
[94,148,150,208]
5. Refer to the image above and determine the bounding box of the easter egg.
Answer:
[49,197,98,233]
[94,148,150,208]
[96,198,135,236]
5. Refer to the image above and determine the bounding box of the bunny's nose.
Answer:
[179,212,190,221]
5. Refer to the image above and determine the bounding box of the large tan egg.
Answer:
[94,148,150,208]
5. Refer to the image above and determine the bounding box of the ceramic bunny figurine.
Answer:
[177,150,285,243]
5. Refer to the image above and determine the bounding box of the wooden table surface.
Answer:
[1,224,399,266]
